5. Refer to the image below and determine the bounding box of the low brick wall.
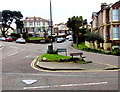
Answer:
[103,43,112,50]
[85,41,112,50]
[85,41,98,49]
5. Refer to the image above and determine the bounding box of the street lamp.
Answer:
[48,0,53,53]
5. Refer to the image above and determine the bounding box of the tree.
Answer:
[15,20,24,33]
[1,10,23,37]
[67,16,83,47]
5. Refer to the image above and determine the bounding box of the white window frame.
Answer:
[113,27,119,40]
[112,9,119,21]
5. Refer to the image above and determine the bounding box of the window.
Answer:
[113,27,119,39]
[112,9,119,21]
[37,22,40,27]
[29,22,33,27]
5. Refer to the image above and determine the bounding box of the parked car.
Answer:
[68,37,73,41]
[16,38,26,44]
[5,37,13,42]
[40,39,46,43]
[0,37,6,41]
[56,37,65,43]
[66,35,72,39]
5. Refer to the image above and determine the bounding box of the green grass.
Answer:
[74,42,88,50]
[40,54,71,61]
[28,37,45,40]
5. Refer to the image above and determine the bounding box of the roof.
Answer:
[24,17,50,22]
[111,0,120,8]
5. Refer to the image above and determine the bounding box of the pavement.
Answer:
[32,56,119,71]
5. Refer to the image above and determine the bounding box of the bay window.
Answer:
[113,27,119,40]
[112,9,119,21]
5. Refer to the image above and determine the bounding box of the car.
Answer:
[5,37,13,42]
[0,37,6,41]
[16,38,26,44]
[68,37,73,41]
[66,35,72,39]
[40,39,46,43]
[56,37,65,43]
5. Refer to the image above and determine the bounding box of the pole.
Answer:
[50,0,53,52]
[34,16,36,37]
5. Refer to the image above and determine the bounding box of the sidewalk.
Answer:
[34,60,119,71]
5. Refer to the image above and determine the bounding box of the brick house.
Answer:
[91,1,120,50]
[23,17,51,37]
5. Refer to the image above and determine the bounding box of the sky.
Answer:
[0,0,118,28]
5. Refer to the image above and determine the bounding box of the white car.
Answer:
[16,38,26,44]
[57,37,65,43]
[68,37,73,41]
[0,37,6,41]
[66,35,72,39]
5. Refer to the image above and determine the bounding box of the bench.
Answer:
[70,52,92,63]
[57,48,67,56]
[70,52,85,61]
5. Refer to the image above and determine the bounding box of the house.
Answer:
[91,0,120,50]
[53,23,70,37]
[23,17,51,37]
[0,26,14,37]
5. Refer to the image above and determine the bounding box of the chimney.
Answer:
[101,3,108,9]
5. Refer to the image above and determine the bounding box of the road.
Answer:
[1,41,119,91]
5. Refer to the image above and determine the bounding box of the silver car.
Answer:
[0,37,6,41]
[16,38,26,44]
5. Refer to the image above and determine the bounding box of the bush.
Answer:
[11,33,21,38]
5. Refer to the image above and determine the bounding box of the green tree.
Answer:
[1,10,23,37]
[15,20,24,33]
[82,19,88,28]
[67,16,83,47]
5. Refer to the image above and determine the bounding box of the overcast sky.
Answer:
[0,0,118,26]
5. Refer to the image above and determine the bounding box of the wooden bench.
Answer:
[70,52,85,60]
[57,48,67,56]
[70,52,92,63]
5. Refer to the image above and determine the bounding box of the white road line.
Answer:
[20,49,25,52]
[8,52,19,56]
[23,82,108,90]
[25,55,31,58]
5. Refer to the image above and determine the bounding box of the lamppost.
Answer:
[48,0,53,53]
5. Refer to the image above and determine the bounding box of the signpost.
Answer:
[57,48,67,56]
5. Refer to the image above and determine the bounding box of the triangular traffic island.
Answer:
[22,80,37,85]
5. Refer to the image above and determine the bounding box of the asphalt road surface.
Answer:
[1,41,119,91]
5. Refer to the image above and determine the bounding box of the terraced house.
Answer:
[91,0,120,50]
[23,17,51,37]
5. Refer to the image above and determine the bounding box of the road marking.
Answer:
[25,55,31,58]
[7,48,25,57]
[20,49,25,52]
[9,52,19,56]
[22,80,37,85]
[23,82,108,89]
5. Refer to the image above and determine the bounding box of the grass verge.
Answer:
[74,42,88,50]
[38,54,86,64]
[28,37,45,40]
[40,54,71,61]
